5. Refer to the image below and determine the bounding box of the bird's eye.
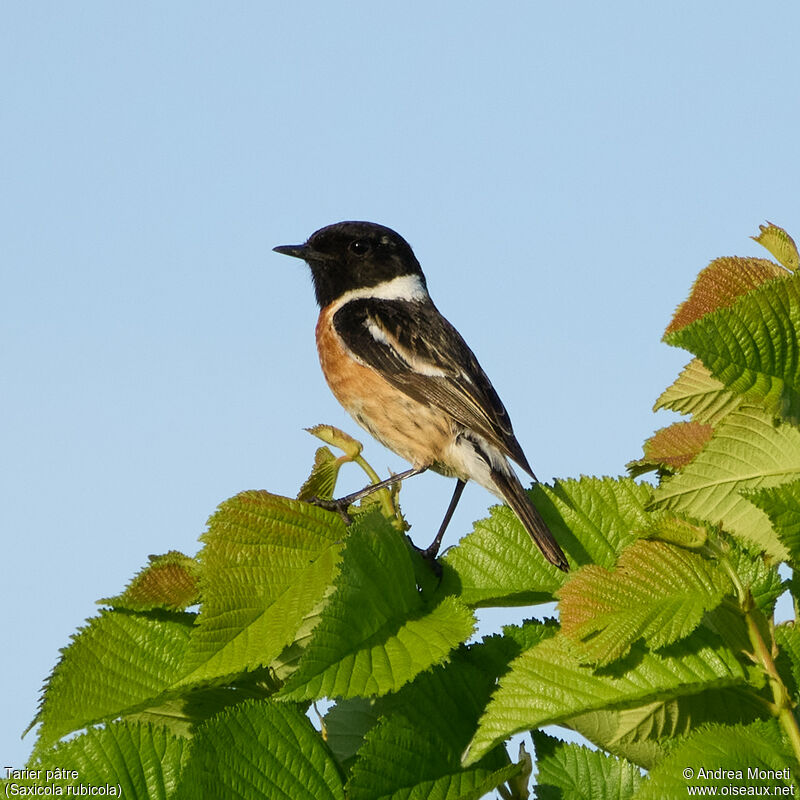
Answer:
[349,239,371,256]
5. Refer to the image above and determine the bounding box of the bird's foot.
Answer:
[409,539,443,578]
[310,496,353,525]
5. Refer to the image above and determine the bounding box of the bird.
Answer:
[273,221,568,572]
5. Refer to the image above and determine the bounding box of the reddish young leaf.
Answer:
[101,551,201,611]
[665,256,786,336]
[628,421,713,477]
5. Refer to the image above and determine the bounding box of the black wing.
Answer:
[332,297,534,475]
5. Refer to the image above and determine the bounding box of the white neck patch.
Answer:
[331,273,429,312]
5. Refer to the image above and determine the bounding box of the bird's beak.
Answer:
[273,243,309,260]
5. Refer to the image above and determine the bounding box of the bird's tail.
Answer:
[491,469,569,572]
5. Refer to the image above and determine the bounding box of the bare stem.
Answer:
[714,536,800,763]
[353,454,404,528]
[743,593,800,763]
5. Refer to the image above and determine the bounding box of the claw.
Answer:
[409,538,443,577]
[310,496,353,525]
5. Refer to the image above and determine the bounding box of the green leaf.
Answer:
[298,446,346,502]
[653,406,800,560]
[22,723,189,800]
[343,631,543,797]
[723,536,786,614]
[348,627,551,785]
[176,700,346,800]
[35,492,347,752]
[279,513,475,701]
[558,540,733,665]
[746,478,800,569]
[654,358,741,425]
[633,720,798,798]
[499,618,561,653]
[463,626,748,766]
[324,697,382,769]
[34,609,194,752]
[101,551,201,611]
[441,477,652,606]
[775,623,800,697]
[568,686,770,770]
[666,271,800,423]
[752,221,800,272]
[539,477,654,566]
[638,513,710,549]
[347,715,523,800]
[178,491,345,686]
[439,503,562,607]
[125,682,276,738]
[532,730,643,800]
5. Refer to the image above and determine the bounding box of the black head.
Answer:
[274,221,426,307]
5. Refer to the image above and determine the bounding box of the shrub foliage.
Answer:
[7,223,800,798]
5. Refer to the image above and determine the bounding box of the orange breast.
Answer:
[315,306,454,472]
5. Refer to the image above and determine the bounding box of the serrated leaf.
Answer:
[349,765,523,800]
[633,720,798,798]
[752,222,800,272]
[439,503,562,608]
[746,478,800,569]
[324,697,381,769]
[345,619,555,786]
[653,406,800,560]
[347,626,552,795]
[25,722,189,800]
[558,541,732,665]
[639,513,710,549]
[178,491,344,686]
[539,477,654,566]
[101,551,200,611]
[655,358,741,425]
[347,715,522,800]
[463,626,747,765]
[298,446,345,502]
[441,477,652,607]
[126,681,276,739]
[666,271,800,422]
[627,422,713,477]
[176,700,345,800]
[35,493,346,751]
[34,610,195,752]
[500,618,560,652]
[665,255,787,336]
[568,686,770,770]
[533,730,643,800]
[279,513,475,701]
[775,623,800,697]
[723,535,786,613]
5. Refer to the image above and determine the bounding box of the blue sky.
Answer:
[3,1,800,770]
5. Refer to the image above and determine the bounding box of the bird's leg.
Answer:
[312,465,428,520]
[420,479,466,561]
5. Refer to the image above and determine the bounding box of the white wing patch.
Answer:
[364,315,450,377]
